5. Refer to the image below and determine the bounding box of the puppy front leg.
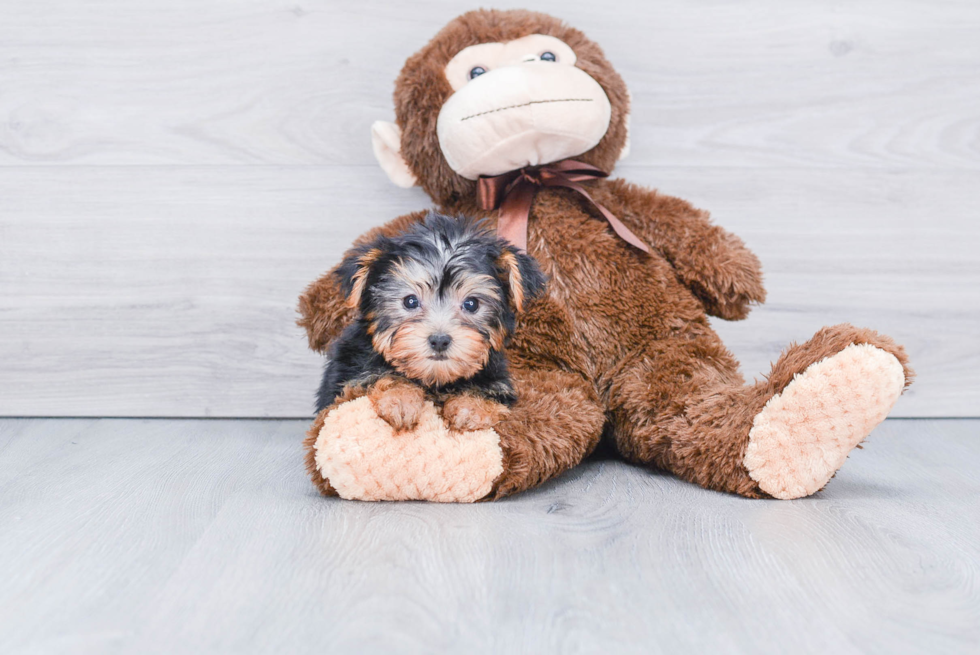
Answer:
[368,376,427,431]
[443,393,510,431]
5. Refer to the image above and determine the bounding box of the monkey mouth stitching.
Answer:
[460,98,594,122]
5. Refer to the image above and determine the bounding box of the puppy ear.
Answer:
[497,247,546,313]
[334,243,385,310]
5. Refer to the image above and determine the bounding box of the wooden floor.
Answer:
[1,418,977,654]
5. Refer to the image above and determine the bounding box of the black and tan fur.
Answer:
[316,212,544,414]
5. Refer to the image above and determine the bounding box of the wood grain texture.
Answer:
[1,165,977,417]
[0,418,977,654]
[0,0,977,168]
[0,0,978,417]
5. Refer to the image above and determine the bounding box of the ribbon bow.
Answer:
[476,159,649,253]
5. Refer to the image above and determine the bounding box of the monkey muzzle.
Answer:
[436,61,612,180]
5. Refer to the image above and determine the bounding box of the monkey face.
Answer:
[436,34,612,179]
[336,213,546,388]
[371,10,631,205]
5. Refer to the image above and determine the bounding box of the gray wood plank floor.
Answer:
[1,418,977,654]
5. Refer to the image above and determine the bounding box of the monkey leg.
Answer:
[607,324,913,499]
[303,363,605,502]
[488,364,606,499]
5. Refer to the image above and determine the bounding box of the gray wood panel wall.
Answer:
[1,0,978,418]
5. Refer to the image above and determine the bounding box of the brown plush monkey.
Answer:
[300,9,913,502]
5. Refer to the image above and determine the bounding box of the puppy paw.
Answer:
[368,378,426,431]
[443,395,509,432]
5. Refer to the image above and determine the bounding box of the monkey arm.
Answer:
[597,179,766,321]
[303,373,422,497]
[298,209,431,352]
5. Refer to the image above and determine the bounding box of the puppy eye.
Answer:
[403,295,420,310]
[469,66,487,79]
[540,52,556,62]
[462,297,479,313]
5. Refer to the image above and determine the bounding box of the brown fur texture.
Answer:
[298,9,913,500]
[393,10,629,208]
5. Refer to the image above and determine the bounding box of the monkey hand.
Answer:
[678,231,767,321]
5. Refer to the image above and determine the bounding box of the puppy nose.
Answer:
[428,333,452,353]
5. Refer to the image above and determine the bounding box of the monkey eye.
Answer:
[462,297,480,313]
[403,295,420,310]
[468,66,487,80]
[540,51,557,62]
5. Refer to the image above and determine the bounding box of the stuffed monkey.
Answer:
[300,9,913,502]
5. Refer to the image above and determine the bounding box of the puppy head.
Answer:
[335,213,545,386]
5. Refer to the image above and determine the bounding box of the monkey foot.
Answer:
[744,343,906,500]
[312,396,503,502]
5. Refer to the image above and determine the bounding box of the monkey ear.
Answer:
[497,247,547,314]
[618,89,632,162]
[618,111,631,161]
[371,121,418,188]
[334,243,385,310]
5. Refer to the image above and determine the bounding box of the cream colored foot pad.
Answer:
[744,344,906,500]
[314,396,504,502]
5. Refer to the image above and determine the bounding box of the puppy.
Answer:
[316,212,546,431]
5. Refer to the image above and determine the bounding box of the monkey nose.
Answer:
[428,333,453,353]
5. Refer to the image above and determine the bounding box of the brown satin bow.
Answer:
[476,159,649,253]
